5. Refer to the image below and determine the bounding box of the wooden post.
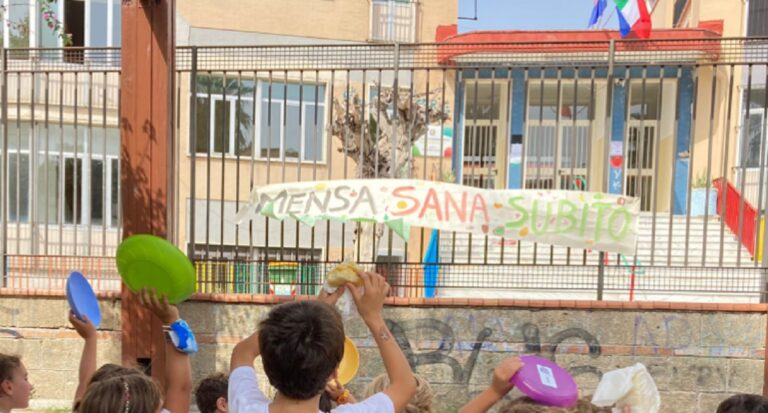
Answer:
[120,0,176,384]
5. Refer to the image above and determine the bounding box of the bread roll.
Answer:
[327,262,363,288]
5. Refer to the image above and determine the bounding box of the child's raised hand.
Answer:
[69,311,97,339]
[318,285,346,307]
[347,271,390,322]
[325,379,345,400]
[138,288,179,325]
[491,357,524,397]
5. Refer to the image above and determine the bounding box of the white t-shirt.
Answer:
[228,366,394,413]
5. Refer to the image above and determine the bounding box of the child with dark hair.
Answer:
[717,394,768,413]
[229,270,417,413]
[0,354,33,413]
[70,288,195,413]
[195,373,229,413]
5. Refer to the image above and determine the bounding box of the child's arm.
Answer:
[458,357,524,413]
[139,288,193,413]
[69,311,97,407]
[230,331,260,372]
[348,272,417,412]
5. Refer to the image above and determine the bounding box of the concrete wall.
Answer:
[0,296,765,412]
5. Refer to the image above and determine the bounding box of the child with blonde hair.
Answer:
[0,354,33,413]
[78,374,162,413]
[363,373,435,413]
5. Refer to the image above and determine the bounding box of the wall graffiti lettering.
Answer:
[386,318,492,384]
[385,318,603,385]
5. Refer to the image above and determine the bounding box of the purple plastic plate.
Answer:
[510,355,578,408]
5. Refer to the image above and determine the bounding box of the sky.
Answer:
[458,0,619,33]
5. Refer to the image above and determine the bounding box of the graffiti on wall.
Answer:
[385,318,603,385]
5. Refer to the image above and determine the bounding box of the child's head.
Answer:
[74,363,143,412]
[89,363,143,384]
[717,394,768,413]
[195,373,229,413]
[497,397,553,413]
[258,301,345,400]
[364,373,434,413]
[0,354,32,410]
[78,374,162,413]
[498,397,611,413]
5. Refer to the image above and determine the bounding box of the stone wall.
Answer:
[0,295,765,412]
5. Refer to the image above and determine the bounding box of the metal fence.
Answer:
[2,38,768,302]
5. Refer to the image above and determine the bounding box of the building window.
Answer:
[257,81,326,162]
[194,75,255,157]
[748,0,768,37]
[673,0,690,27]
[2,0,120,50]
[741,90,767,169]
[525,81,593,190]
[6,122,120,227]
[370,0,416,43]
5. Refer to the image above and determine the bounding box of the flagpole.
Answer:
[599,7,616,29]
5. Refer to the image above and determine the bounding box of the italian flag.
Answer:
[614,0,652,39]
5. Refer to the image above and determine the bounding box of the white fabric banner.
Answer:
[236,179,640,255]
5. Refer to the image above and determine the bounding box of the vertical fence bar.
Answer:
[467,69,479,264]
[341,70,350,262]
[667,67,682,266]
[357,69,366,263]
[389,44,400,261]
[737,65,754,267]
[550,67,562,265]
[188,47,197,259]
[585,67,596,266]
[519,68,529,265]
[220,72,228,260]
[619,66,632,268]
[58,72,64,255]
[87,72,94,256]
[296,70,304,263]
[234,71,242,267]
[484,68,495,265]
[500,66,513,264]
[15,72,21,256]
[702,65,718,267]
[1,49,7,283]
[437,68,447,266]
[249,69,258,287]
[719,65,736,267]
[759,65,768,270]
[101,72,108,257]
[420,68,429,263]
[265,71,273,261]
[205,71,213,262]
[598,39,615,300]
[312,70,319,262]
[567,67,579,265]
[650,67,665,265]
[43,72,50,256]
[324,70,334,262]
[30,72,36,256]
[533,67,545,265]
[279,71,288,260]
[637,67,647,221]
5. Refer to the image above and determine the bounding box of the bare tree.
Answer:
[329,84,450,262]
